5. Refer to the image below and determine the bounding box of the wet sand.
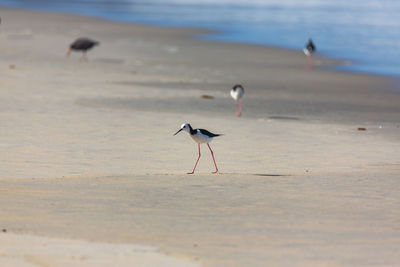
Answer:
[0,6,399,266]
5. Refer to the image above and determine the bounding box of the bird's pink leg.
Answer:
[188,144,201,174]
[307,55,313,69]
[207,143,219,174]
[81,52,88,62]
[238,98,243,117]
[235,101,240,117]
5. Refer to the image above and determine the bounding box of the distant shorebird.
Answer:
[67,38,99,60]
[303,38,316,69]
[174,123,221,174]
[230,84,245,117]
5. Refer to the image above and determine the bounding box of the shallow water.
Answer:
[1,0,400,77]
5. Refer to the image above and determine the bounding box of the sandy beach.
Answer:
[0,6,400,266]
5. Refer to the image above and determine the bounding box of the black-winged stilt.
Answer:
[230,84,245,117]
[67,38,99,60]
[303,38,316,69]
[174,123,220,174]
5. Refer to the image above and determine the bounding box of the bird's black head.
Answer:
[232,84,243,91]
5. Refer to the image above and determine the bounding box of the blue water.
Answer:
[1,0,400,77]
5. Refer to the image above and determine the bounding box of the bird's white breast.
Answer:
[303,48,311,56]
[190,130,212,144]
[230,89,244,101]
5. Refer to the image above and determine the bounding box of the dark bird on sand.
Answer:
[67,38,99,60]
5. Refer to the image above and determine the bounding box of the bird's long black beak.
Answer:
[173,129,182,136]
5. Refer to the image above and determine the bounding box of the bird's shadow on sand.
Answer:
[268,116,300,121]
[252,174,290,177]
[218,173,290,177]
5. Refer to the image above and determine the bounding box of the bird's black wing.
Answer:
[71,38,98,50]
[306,41,316,52]
[199,129,221,137]
[233,84,244,93]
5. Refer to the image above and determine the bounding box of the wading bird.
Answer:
[303,38,316,69]
[67,38,99,61]
[230,84,245,117]
[174,123,221,174]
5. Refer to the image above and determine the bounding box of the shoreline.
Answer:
[1,6,400,266]
[0,5,396,82]
[2,4,399,80]
[0,4,382,79]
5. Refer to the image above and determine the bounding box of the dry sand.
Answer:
[0,6,399,266]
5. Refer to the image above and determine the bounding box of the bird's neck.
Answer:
[188,126,197,135]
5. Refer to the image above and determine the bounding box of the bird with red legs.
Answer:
[174,123,221,174]
[303,38,316,69]
[230,84,245,117]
